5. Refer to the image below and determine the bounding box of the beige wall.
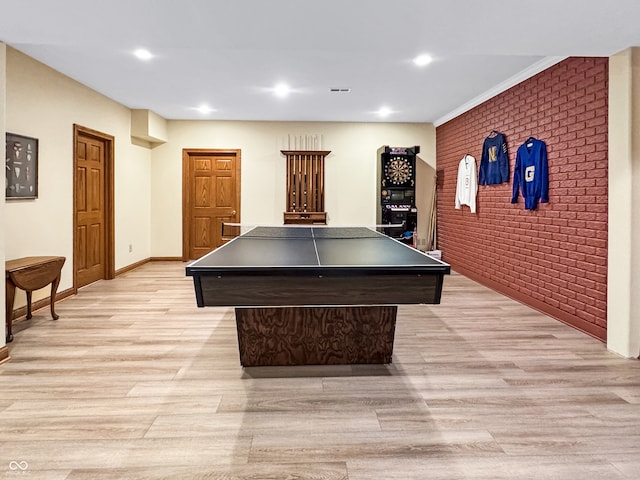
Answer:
[608,47,640,358]
[151,121,436,257]
[4,47,152,307]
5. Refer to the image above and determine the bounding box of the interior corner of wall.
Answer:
[0,41,6,347]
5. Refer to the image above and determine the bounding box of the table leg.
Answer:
[26,291,33,319]
[5,280,16,343]
[50,273,61,320]
[235,305,398,366]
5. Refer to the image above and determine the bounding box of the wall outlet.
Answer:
[129,244,133,253]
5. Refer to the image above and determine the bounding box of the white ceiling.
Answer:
[2,0,640,124]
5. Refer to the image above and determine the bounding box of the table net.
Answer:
[222,224,395,240]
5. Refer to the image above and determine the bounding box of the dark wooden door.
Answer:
[182,149,241,260]
[74,126,114,288]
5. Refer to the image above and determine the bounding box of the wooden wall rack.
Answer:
[281,150,331,224]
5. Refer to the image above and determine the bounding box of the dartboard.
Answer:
[384,156,412,185]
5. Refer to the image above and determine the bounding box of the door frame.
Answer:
[73,124,115,289]
[182,148,241,261]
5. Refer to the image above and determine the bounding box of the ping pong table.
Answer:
[186,226,450,366]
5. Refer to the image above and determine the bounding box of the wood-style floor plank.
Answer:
[1,261,639,479]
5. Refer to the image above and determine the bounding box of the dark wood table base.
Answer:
[235,305,398,366]
[5,256,66,343]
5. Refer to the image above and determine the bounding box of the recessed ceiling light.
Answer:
[377,107,392,117]
[133,48,153,61]
[273,83,291,98]
[413,54,433,67]
[194,104,216,114]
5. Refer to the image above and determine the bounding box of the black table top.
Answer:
[186,226,449,274]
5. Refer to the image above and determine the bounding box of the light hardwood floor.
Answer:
[1,261,640,479]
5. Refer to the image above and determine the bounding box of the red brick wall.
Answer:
[436,57,608,341]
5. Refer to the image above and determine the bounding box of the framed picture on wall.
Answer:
[5,132,38,199]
